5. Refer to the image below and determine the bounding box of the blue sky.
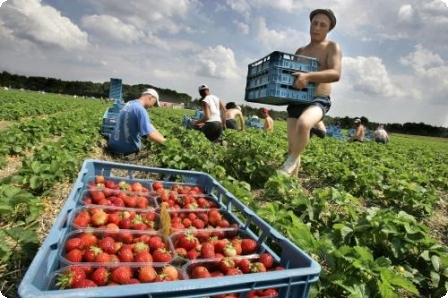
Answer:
[1,0,448,126]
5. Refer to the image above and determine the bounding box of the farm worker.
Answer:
[191,84,227,143]
[261,108,274,132]
[278,8,342,176]
[225,102,244,130]
[348,118,366,142]
[108,88,166,157]
[373,124,389,144]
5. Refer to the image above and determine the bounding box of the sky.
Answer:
[0,0,448,127]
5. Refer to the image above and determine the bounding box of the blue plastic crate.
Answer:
[101,108,120,137]
[245,51,318,106]
[245,82,315,106]
[248,51,318,77]
[245,117,264,129]
[109,78,123,102]
[19,159,320,298]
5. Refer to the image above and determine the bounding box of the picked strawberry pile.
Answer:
[52,176,283,297]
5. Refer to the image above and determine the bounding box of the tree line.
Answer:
[1,70,446,138]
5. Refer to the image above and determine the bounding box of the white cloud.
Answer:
[81,15,145,43]
[400,44,444,72]
[253,17,308,52]
[233,20,249,35]
[1,0,88,50]
[194,45,239,79]
[342,56,406,98]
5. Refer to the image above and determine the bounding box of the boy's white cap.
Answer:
[142,88,160,106]
[198,84,209,92]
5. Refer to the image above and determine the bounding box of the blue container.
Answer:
[109,78,123,102]
[245,117,264,129]
[245,51,318,106]
[101,108,120,137]
[245,83,315,106]
[18,160,321,298]
[247,51,318,78]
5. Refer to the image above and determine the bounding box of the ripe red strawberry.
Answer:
[138,266,157,282]
[83,246,102,262]
[187,249,201,260]
[200,242,215,259]
[152,248,172,262]
[176,233,199,251]
[192,218,205,229]
[226,268,243,276]
[105,180,116,189]
[95,252,112,263]
[260,288,278,297]
[130,182,143,193]
[241,239,258,255]
[110,197,125,207]
[91,267,110,286]
[90,190,106,203]
[98,237,116,254]
[238,258,252,273]
[152,181,163,191]
[207,209,222,226]
[65,248,84,263]
[191,266,211,279]
[65,238,84,252]
[118,218,133,230]
[72,215,90,228]
[79,233,98,247]
[123,195,138,208]
[73,279,97,288]
[136,196,149,209]
[111,266,133,284]
[56,266,86,289]
[148,236,165,250]
[117,247,134,262]
[214,239,229,254]
[259,253,274,270]
[134,251,153,263]
[218,257,236,274]
[219,219,231,229]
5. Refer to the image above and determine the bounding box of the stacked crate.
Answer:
[245,51,319,106]
[182,109,204,129]
[19,159,321,298]
[101,78,124,137]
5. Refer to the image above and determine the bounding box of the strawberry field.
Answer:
[0,89,447,298]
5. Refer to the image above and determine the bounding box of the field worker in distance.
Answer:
[225,102,244,131]
[108,88,166,157]
[191,84,227,142]
[348,118,366,142]
[373,124,389,144]
[261,108,274,132]
[278,8,342,176]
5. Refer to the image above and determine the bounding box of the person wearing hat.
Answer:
[348,118,366,142]
[261,108,274,132]
[278,8,342,176]
[108,88,166,157]
[191,84,227,142]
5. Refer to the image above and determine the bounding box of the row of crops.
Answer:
[0,89,447,297]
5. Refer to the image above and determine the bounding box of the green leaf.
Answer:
[431,255,440,272]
